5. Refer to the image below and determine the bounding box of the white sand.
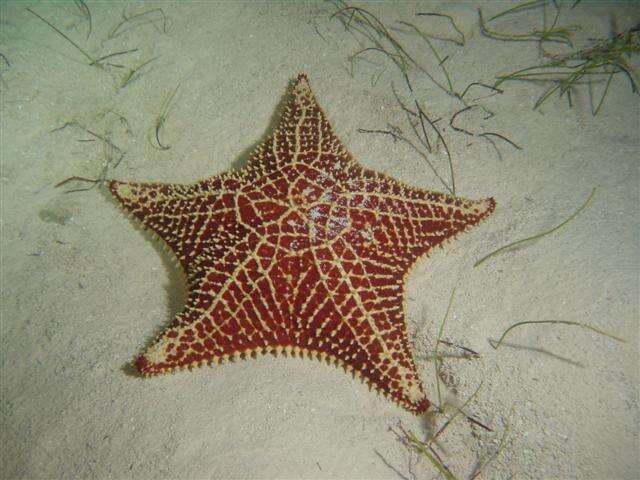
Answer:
[1,2,638,479]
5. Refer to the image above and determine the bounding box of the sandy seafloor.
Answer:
[1,1,638,479]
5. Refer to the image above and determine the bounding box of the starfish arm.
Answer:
[243,74,348,179]
[338,168,496,260]
[136,238,290,374]
[303,238,430,413]
[107,174,246,271]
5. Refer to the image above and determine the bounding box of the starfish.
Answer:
[107,74,495,415]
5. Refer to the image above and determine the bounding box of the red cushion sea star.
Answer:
[107,74,495,414]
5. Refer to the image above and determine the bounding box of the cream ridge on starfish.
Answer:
[107,73,495,415]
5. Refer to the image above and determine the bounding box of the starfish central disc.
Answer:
[107,74,495,415]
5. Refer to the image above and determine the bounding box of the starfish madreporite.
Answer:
[107,74,495,415]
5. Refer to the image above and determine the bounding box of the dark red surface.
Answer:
[108,74,495,415]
